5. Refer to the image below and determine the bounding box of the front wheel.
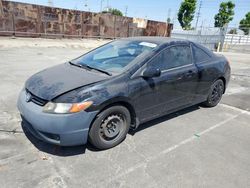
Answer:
[88,105,131,150]
[202,79,224,107]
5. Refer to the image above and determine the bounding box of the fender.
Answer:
[87,96,139,128]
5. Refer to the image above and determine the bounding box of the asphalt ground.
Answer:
[0,39,249,188]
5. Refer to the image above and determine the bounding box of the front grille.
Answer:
[26,89,47,106]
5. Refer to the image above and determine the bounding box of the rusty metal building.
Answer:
[0,0,172,38]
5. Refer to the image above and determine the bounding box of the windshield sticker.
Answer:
[139,42,157,48]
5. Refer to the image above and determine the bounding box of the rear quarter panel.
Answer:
[195,55,230,100]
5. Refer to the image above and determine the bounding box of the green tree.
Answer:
[178,0,197,30]
[102,8,123,16]
[239,12,250,35]
[214,1,235,27]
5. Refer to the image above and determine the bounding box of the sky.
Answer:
[8,0,250,28]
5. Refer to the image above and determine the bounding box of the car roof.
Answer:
[120,37,214,56]
[120,36,189,46]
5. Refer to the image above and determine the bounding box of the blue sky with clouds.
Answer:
[8,0,250,28]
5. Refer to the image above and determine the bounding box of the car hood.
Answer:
[25,63,109,100]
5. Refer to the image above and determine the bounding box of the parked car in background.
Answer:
[17,37,231,149]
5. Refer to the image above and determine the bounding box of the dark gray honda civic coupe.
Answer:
[17,37,231,149]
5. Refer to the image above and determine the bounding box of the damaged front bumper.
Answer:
[17,89,98,146]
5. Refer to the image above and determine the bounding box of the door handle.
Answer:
[185,70,195,77]
[177,75,183,80]
[176,70,195,80]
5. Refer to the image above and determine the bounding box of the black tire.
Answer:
[202,79,224,107]
[88,105,131,150]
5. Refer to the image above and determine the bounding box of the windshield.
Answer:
[71,40,158,74]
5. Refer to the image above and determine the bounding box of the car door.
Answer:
[129,44,198,122]
[128,63,164,122]
[157,45,199,114]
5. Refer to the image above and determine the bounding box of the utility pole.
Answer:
[124,6,128,17]
[195,0,202,30]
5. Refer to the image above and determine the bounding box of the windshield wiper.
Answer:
[69,61,112,76]
[69,61,87,69]
[83,64,112,76]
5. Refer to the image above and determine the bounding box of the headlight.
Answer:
[43,101,93,114]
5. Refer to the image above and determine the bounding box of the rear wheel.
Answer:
[202,79,224,107]
[89,105,131,150]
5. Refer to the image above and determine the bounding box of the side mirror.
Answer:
[141,67,161,78]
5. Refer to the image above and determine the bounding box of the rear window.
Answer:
[192,45,211,63]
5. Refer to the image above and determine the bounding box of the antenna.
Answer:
[195,0,202,29]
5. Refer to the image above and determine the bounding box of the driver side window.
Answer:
[148,45,192,71]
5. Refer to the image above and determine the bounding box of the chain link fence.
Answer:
[172,26,250,53]
[172,27,225,51]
